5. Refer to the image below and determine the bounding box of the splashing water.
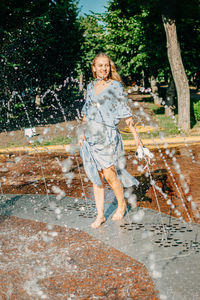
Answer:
[0,77,200,299]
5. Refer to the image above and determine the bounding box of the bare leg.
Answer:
[91,172,106,228]
[103,166,126,220]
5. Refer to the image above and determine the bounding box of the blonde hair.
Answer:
[92,53,121,82]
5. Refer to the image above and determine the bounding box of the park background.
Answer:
[1,1,200,299]
[0,0,200,149]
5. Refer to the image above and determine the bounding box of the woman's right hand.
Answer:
[78,135,86,147]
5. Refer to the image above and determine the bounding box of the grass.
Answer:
[121,102,180,140]
[149,103,165,114]
[194,121,200,128]
[33,136,71,146]
[0,136,72,149]
[8,141,25,148]
[155,115,180,136]
[148,103,180,136]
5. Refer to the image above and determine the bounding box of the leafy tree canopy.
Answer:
[104,1,168,82]
[0,0,84,129]
[108,0,200,19]
[105,0,200,81]
[78,14,106,81]
[0,0,50,46]
[1,0,83,92]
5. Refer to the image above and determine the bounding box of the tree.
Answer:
[0,0,49,47]
[104,7,149,81]
[103,2,168,94]
[0,0,83,129]
[106,0,200,131]
[78,14,106,83]
[1,0,82,90]
[177,17,200,83]
[160,1,189,131]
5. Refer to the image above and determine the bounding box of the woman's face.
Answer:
[93,56,110,80]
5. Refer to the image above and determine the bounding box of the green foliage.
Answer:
[0,79,84,131]
[0,0,84,130]
[177,18,200,76]
[110,0,200,20]
[193,101,200,121]
[149,103,165,114]
[1,0,200,133]
[0,0,49,46]
[78,14,106,81]
[103,1,168,83]
[1,0,82,91]
[105,0,200,85]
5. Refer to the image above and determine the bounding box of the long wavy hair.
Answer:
[92,53,121,82]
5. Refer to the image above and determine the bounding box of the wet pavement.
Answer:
[0,215,158,299]
[1,193,200,299]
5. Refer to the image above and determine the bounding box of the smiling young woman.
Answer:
[78,52,142,229]
[92,52,121,81]
[91,53,121,96]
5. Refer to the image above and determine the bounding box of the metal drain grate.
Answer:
[40,198,96,218]
[120,222,200,254]
[65,199,96,218]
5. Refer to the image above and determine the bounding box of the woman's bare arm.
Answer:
[125,116,142,148]
[78,115,86,147]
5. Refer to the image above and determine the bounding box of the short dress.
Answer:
[80,80,139,188]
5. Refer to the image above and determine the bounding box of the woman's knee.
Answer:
[97,170,105,186]
[103,166,118,185]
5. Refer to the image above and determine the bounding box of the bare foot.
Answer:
[91,217,106,229]
[112,205,126,220]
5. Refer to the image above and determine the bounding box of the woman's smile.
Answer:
[93,56,110,80]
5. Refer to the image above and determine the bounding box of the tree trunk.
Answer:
[162,16,190,131]
[35,87,41,107]
[150,75,160,105]
[165,74,176,116]
[141,69,145,87]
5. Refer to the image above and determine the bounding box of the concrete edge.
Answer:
[0,136,200,155]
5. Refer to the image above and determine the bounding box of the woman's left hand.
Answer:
[78,135,86,147]
[125,117,143,148]
[136,138,143,148]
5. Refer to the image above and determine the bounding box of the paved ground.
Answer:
[1,193,200,299]
[0,215,158,299]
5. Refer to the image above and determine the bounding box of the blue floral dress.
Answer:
[80,80,139,188]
